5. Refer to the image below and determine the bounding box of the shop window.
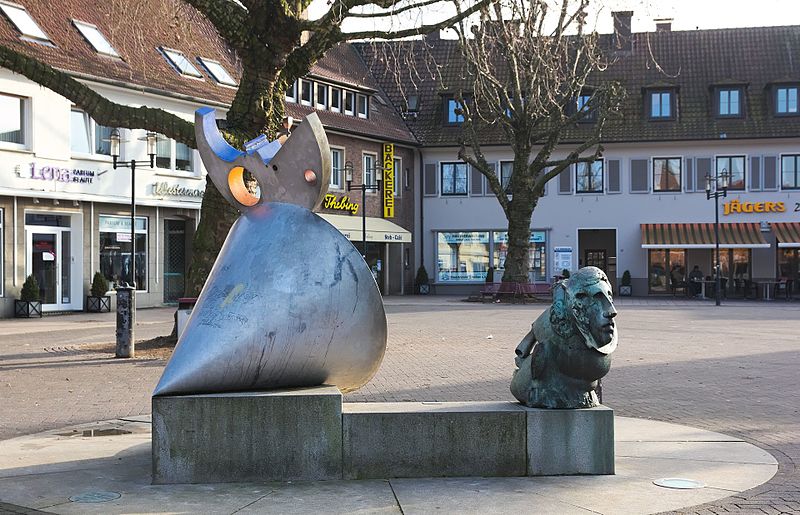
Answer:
[330,148,343,189]
[493,231,547,282]
[716,87,742,117]
[653,157,681,192]
[70,109,114,156]
[357,94,369,119]
[576,160,603,193]
[197,57,237,86]
[156,134,193,172]
[648,90,674,119]
[363,153,376,187]
[330,88,341,112]
[99,215,147,291]
[778,250,799,294]
[436,231,490,282]
[782,154,800,189]
[500,161,513,194]
[72,20,118,57]
[716,155,745,190]
[775,85,798,115]
[648,249,685,293]
[440,162,468,196]
[0,2,50,42]
[160,47,203,78]
[0,93,26,147]
[285,80,297,102]
[344,90,355,115]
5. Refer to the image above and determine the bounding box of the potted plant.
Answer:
[619,270,632,296]
[415,265,430,295]
[86,271,111,312]
[15,275,42,318]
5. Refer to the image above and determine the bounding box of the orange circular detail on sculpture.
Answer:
[304,169,317,184]
[228,166,260,207]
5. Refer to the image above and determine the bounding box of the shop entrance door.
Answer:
[26,227,72,310]
[584,249,607,271]
[163,220,186,303]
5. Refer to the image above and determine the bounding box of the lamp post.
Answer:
[109,129,158,357]
[344,160,382,258]
[706,168,730,307]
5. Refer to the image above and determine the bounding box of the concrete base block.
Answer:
[526,405,614,475]
[343,402,527,479]
[152,386,342,484]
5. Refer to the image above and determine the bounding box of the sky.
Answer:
[307,0,800,36]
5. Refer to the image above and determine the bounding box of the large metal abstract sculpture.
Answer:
[510,266,618,409]
[153,108,387,397]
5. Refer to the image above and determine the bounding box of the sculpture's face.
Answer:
[567,267,618,355]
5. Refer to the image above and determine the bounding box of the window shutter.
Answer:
[607,159,621,193]
[763,156,778,191]
[630,159,649,193]
[750,156,762,191]
[558,167,572,194]
[696,158,711,191]
[424,163,438,196]
[483,162,496,196]
[685,158,694,192]
[470,166,483,196]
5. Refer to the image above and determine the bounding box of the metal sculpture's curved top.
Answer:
[195,107,331,212]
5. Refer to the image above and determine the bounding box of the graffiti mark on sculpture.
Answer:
[510,266,618,409]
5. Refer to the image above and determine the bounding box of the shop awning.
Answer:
[773,222,800,248]
[640,223,770,249]
[318,213,412,243]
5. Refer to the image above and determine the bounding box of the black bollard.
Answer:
[115,285,136,358]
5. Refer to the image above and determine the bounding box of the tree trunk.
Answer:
[502,196,536,284]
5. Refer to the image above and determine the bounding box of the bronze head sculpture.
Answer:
[510,266,618,409]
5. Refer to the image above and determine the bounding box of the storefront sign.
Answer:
[323,194,359,214]
[99,215,147,232]
[382,143,395,218]
[440,232,490,244]
[28,163,98,184]
[554,246,573,273]
[493,231,546,244]
[152,182,204,198]
[723,200,785,215]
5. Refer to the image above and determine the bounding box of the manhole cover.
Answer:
[653,478,706,489]
[68,491,121,503]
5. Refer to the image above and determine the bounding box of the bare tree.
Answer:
[454,0,624,283]
[0,0,489,298]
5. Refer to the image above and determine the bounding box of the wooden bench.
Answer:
[480,282,551,303]
[517,282,552,303]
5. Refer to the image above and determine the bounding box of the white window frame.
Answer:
[315,83,328,110]
[393,157,402,198]
[357,94,369,119]
[197,57,237,86]
[0,1,50,42]
[70,108,114,160]
[98,214,149,292]
[285,80,297,102]
[330,147,344,189]
[344,90,355,116]
[330,87,341,113]
[72,20,118,57]
[159,47,203,79]
[155,134,195,175]
[0,92,29,151]
[300,79,314,106]
[363,152,377,190]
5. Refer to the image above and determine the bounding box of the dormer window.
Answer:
[73,20,118,57]
[357,94,369,119]
[285,80,297,102]
[716,87,743,118]
[344,91,355,115]
[0,2,50,43]
[647,89,675,120]
[197,57,237,86]
[576,91,596,122]
[775,85,798,116]
[160,48,203,78]
[316,83,328,109]
[330,88,341,112]
[300,79,313,106]
[445,97,464,125]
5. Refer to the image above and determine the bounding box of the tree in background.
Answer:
[0,0,489,297]
[454,0,624,283]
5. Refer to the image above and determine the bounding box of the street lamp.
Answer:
[706,168,730,307]
[108,129,158,358]
[345,160,382,258]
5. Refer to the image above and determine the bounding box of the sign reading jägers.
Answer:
[382,143,394,218]
[152,182,204,198]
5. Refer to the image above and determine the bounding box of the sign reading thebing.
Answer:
[382,143,394,218]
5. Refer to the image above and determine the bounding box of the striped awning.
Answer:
[641,223,770,249]
[773,222,800,248]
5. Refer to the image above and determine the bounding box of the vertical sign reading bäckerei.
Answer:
[383,143,394,218]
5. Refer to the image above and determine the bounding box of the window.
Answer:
[0,93,25,146]
[445,97,463,124]
[500,161,513,194]
[717,87,741,117]
[436,232,490,282]
[575,160,604,193]
[393,157,401,198]
[648,90,673,119]
[99,215,147,291]
[716,155,745,190]
[70,109,113,156]
[156,135,193,172]
[160,48,203,78]
[653,157,681,192]
[0,2,49,42]
[363,153,376,187]
[344,90,355,115]
[300,80,313,106]
[441,162,468,195]
[197,57,237,86]
[330,148,343,189]
[648,249,685,294]
[782,155,800,189]
[776,86,798,115]
[285,80,297,102]
[356,94,368,119]
[72,20,118,57]
[576,92,596,121]
[330,88,341,112]
[316,83,328,109]
[493,231,547,282]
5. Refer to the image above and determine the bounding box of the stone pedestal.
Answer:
[152,386,342,484]
[526,405,614,475]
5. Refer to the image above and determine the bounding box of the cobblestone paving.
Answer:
[0,297,798,514]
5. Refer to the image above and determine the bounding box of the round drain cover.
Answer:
[653,478,706,489]
[69,491,121,503]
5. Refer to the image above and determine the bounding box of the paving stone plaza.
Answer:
[0,297,798,514]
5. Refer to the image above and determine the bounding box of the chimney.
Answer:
[655,18,673,32]
[612,11,633,52]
